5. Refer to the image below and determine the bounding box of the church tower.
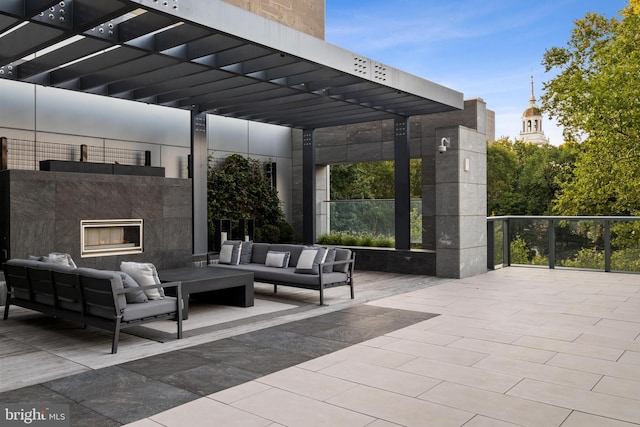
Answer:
[520,76,549,145]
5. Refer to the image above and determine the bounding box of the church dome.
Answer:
[523,106,542,117]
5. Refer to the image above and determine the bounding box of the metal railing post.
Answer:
[487,220,495,270]
[548,218,555,269]
[503,218,510,267]
[604,220,611,272]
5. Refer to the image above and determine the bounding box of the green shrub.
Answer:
[317,232,395,248]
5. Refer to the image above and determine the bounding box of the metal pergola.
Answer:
[0,0,464,251]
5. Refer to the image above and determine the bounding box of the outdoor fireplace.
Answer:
[81,219,143,257]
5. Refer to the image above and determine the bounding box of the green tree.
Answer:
[207,154,293,244]
[487,138,576,216]
[330,159,422,200]
[487,138,522,215]
[541,2,640,216]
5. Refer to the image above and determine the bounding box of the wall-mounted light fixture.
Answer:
[438,137,450,154]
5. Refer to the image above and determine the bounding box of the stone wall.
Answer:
[290,99,489,278]
[0,170,192,270]
[222,0,325,39]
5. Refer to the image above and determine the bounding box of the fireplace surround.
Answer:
[81,219,143,258]
[0,169,192,270]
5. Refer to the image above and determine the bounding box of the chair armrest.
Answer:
[320,258,355,268]
[115,281,182,295]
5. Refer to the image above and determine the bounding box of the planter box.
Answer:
[351,247,436,275]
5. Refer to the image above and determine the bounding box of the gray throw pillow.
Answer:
[323,247,337,273]
[120,272,148,303]
[240,241,253,264]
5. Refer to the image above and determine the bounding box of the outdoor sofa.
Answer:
[2,259,182,353]
[210,242,355,305]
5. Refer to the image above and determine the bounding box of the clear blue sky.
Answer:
[325,0,627,145]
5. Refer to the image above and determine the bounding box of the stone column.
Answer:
[435,126,487,278]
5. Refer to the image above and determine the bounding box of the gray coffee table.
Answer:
[158,267,254,319]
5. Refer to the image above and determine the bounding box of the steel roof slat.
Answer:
[185,33,245,60]
[116,10,178,43]
[80,54,183,90]
[173,80,283,108]
[0,22,65,62]
[147,71,250,102]
[46,47,148,86]
[0,0,59,17]
[130,68,231,99]
[108,62,210,95]
[0,14,19,34]
[17,37,113,79]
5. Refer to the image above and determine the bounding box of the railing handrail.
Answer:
[488,215,640,221]
[487,215,640,273]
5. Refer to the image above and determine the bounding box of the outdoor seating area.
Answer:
[211,242,356,305]
[1,268,638,426]
[3,259,183,354]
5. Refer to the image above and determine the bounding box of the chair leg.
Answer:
[3,302,10,320]
[112,320,121,354]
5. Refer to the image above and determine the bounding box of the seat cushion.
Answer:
[122,297,178,322]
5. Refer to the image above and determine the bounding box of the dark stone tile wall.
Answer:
[1,169,192,269]
[352,247,436,275]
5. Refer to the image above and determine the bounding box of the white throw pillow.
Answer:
[265,251,290,268]
[296,249,318,270]
[295,247,328,275]
[120,262,164,300]
[47,252,78,268]
[219,240,242,265]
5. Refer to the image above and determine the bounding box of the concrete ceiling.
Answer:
[0,0,463,129]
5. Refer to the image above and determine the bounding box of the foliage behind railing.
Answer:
[488,216,640,273]
[325,199,423,247]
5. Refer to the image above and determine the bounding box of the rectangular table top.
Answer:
[158,266,253,284]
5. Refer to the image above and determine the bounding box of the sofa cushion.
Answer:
[120,272,148,303]
[122,297,178,322]
[323,247,337,273]
[333,248,353,273]
[265,251,290,268]
[219,240,242,265]
[251,243,271,264]
[120,262,164,300]
[240,241,253,264]
[295,247,327,275]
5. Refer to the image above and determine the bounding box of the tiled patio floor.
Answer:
[2,268,639,426]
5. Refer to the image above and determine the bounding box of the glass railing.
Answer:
[488,216,640,273]
[326,199,423,245]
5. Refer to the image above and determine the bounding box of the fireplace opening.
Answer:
[81,219,143,257]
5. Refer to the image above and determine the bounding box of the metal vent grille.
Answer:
[353,56,369,77]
